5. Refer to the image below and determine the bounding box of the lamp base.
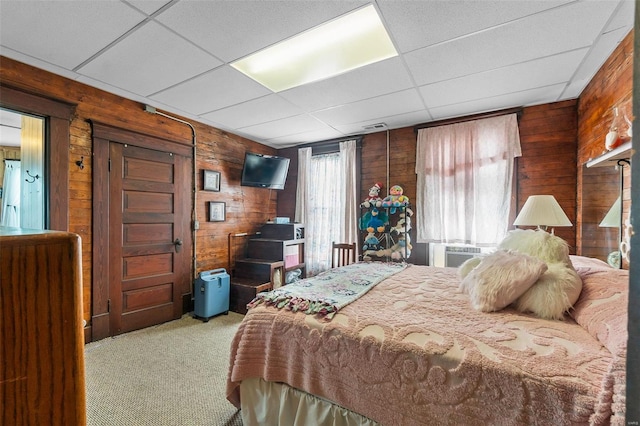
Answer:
[607,251,621,268]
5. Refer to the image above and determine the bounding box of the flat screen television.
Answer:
[241,152,290,190]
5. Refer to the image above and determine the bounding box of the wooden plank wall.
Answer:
[577,30,633,267]
[517,101,578,250]
[0,56,278,328]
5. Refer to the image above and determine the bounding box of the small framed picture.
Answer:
[203,170,220,192]
[209,201,226,222]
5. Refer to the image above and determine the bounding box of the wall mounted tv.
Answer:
[241,152,290,190]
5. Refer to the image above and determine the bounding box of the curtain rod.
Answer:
[414,107,523,133]
[293,135,363,156]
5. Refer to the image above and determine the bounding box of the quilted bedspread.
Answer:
[226,260,627,425]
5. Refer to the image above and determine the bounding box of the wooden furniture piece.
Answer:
[229,223,304,314]
[331,242,357,268]
[0,228,86,426]
[229,278,274,315]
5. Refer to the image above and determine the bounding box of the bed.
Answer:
[226,255,628,425]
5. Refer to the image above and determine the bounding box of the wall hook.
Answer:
[25,170,40,183]
[76,156,85,170]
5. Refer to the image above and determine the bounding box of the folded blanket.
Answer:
[247,262,408,320]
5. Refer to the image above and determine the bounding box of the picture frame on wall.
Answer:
[203,170,220,192]
[209,201,226,222]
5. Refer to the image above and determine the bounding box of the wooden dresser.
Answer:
[0,228,86,425]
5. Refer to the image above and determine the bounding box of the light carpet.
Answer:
[85,312,245,426]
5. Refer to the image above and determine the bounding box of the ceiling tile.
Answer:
[155,0,369,62]
[279,57,414,112]
[150,65,271,115]
[201,94,303,129]
[419,49,587,109]
[405,0,619,87]
[563,26,631,100]
[333,110,431,135]
[77,21,221,96]
[0,0,631,148]
[380,0,572,53]
[0,1,146,69]
[605,0,635,33]
[0,109,22,147]
[312,89,424,127]
[265,127,345,147]
[0,47,82,82]
[239,114,328,140]
[429,83,567,121]
[125,0,173,16]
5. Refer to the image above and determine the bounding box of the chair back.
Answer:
[331,242,356,268]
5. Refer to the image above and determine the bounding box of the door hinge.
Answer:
[107,299,111,313]
[108,158,111,172]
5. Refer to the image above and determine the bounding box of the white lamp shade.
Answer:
[514,195,572,227]
[599,197,621,227]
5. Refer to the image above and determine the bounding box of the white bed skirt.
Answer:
[240,378,379,426]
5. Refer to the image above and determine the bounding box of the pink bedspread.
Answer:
[227,260,627,425]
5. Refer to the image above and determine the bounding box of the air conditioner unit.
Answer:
[429,243,487,267]
[444,246,481,267]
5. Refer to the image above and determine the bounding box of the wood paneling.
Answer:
[577,30,633,265]
[0,57,277,338]
[517,100,578,250]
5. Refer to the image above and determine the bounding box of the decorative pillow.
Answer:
[498,229,570,265]
[569,267,628,355]
[569,255,612,270]
[457,256,482,280]
[459,250,548,312]
[513,262,583,320]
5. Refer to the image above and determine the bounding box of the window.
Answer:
[296,140,358,275]
[415,114,521,246]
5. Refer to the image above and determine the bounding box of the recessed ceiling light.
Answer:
[231,5,397,92]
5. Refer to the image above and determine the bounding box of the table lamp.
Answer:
[513,195,572,233]
[599,196,621,267]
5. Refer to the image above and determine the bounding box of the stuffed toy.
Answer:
[361,182,383,208]
[362,232,381,252]
[391,208,413,235]
[394,234,412,259]
[381,185,410,213]
[365,207,387,233]
[459,229,582,320]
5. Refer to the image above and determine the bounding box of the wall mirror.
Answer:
[0,108,46,230]
[581,163,620,267]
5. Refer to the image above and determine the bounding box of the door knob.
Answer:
[173,238,183,253]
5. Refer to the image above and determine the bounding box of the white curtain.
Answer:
[295,148,311,224]
[295,141,357,276]
[1,159,21,227]
[415,114,521,246]
[339,140,358,246]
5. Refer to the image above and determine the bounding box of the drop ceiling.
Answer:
[0,0,634,148]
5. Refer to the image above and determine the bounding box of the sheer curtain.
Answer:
[1,159,21,227]
[295,140,357,276]
[415,114,521,246]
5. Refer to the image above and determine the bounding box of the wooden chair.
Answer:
[331,242,357,268]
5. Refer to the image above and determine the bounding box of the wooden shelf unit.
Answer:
[229,223,305,314]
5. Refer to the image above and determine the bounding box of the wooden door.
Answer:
[109,143,188,335]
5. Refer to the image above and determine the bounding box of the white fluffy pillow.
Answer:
[498,229,571,265]
[458,256,482,279]
[514,262,583,320]
[460,250,548,312]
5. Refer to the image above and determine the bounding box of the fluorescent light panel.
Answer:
[231,5,397,92]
